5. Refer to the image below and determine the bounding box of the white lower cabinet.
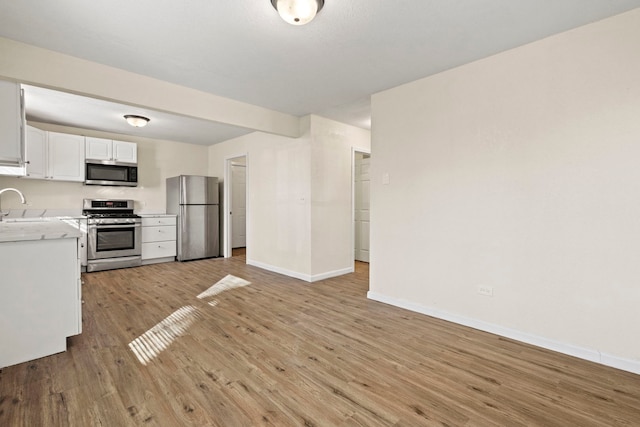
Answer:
[0,236,81,368]
[141,215,176,264]
[60,216,88,270]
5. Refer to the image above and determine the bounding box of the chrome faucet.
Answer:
[0,188,27,221]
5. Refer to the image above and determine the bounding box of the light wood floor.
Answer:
[1,257,639,426]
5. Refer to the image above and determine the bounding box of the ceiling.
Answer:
[1,1,639,145]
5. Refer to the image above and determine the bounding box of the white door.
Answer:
[231,163,247,248]
[355,153,370,262]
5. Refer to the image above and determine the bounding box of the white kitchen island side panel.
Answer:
[0,237,80,368]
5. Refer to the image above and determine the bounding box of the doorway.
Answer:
[223,155,247,259]
[354,150,370,263]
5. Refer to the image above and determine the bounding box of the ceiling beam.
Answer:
[0,37,301,138]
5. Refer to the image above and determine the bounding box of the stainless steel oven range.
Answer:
[83,199,142,272]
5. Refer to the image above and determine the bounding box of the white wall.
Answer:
[0,122,209,213]
[370,9,640,372]
[209,115,371,281]
[310,116,371,277]
[209,119,313,278]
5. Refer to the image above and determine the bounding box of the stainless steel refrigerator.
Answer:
[166,175,219,261]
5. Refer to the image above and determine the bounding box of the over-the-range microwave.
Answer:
[85,161,138,187]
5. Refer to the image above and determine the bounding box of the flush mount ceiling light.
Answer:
[271,0,324,26]
[124,114,150,128]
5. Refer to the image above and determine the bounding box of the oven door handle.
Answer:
[88,222,142,230]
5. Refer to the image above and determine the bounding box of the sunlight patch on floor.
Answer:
[128,305,201,366]
[129,274,251,365]
[197,274,251,300]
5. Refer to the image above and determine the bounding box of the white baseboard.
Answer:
[247,259,312,282]
[367,291,640,376]
[246,260,353,283]
[310,267,354,283]
[141,257,175,266]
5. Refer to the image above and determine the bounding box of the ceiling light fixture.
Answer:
[124,114,150,128]
[270,0,324,26]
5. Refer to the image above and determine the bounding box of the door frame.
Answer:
[352,147,371,264]
[223,153,248,259]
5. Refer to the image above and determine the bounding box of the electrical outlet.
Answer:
[478,285,494,297]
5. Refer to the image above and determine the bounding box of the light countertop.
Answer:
[0,218,81,243]
[138,213,176,217]
[3,208,84,218]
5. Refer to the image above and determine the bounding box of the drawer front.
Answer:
[142,216,176,227]
[142,225,176,243]
[142,241,176,260]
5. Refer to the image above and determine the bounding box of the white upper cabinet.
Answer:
[0,80,25,167]
[86,137,137,164]
[84,137,110,160]
[112,140,137,163]
[48,132,85,181]
[25,126,47,179]
[25,127,85,182]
